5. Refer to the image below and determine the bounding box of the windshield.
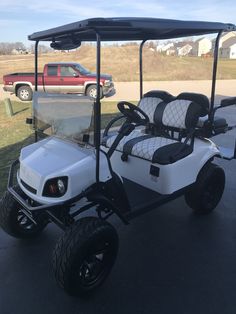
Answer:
[74,63,91,75]
[33,92,94,146]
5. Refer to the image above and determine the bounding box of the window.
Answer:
[47,65,58,76]
[60,66,78,77]
[33,93,94,146]
[74,64,90,75]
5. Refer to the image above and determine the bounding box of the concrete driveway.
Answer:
[109,79,236,101]
[1,79,236,102]
[0,84,236,314]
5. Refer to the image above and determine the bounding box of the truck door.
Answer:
[59,65,84,94]
[43,65,61,93]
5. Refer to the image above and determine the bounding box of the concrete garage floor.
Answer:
[0,101,236,314]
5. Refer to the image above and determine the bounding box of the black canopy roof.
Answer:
[28,17,236,42]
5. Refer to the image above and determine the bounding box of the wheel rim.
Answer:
[78,241,111,287]
[16,209,36,231]
[89,88,97,99]
[19,89,29,100]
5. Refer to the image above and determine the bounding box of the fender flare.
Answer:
[14,82,33,94]
[195,152,221,180]
[84,81,103,90]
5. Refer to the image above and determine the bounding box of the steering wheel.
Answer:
[117,101,149,125]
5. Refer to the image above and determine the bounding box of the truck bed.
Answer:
[6,73,43,76]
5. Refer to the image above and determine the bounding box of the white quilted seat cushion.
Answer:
[105,131,177,161]
[130,137,177,161]
[105,130,142,151]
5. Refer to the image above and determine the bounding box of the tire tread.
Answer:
[185,162,225,214]
[52,217,118,295]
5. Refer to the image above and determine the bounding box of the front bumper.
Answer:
[3,85,14,93]
[103,83,116,97]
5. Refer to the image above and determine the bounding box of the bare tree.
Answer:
[29,44,52,54]
[0,42,26,55]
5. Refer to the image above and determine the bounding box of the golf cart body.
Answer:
[10,17,236,211]
[2,17,236,295]
[18,93,112,205]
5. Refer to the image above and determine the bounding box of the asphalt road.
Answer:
[0,96,236,314]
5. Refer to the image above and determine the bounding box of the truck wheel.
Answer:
[86,85,103,99]
[185,162,225,214]
[52,217,118,296]
[0,187,48,238]
[17,85,33,101]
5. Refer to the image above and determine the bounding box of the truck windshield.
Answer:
[33,92,94,146]
[74,64,91,75]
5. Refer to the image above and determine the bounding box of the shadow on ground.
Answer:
[13,107,29,115]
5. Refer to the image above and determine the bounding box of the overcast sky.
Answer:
[1,0,236,45]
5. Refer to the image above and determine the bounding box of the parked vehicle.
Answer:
[0,17,236,297]
[3,62,115,101]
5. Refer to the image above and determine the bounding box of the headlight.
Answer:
[57,179,66,195]
[104,80,111,86]
[42,176,68,197]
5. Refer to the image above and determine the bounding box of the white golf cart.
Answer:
[1,18,236,296]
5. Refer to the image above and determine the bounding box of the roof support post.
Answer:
[34,41,39,92]
[34,40,39,142]
[210,31,222,122]
[95,32,101,183]
[139,40,146,100]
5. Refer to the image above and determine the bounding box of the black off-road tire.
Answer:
[52,217,118,296]
[86,84,103,99]
[17,85,33,101]
[0,187,47,238]
[185,162,225,214]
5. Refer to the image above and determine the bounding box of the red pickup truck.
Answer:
[3,62,115,101]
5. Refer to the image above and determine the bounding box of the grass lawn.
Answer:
[0,100,33,197]
[1,47,236,83]
[0,99,134,197]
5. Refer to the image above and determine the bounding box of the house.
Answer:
[156,44,165,52]
[11,48,29,55]
[217,31,236,48]
[166,47,176,56]
[219,32,236,59]
[176,43,193,56]
[220,43,236,59]
[212,31,236,54]
[222,35,236,49]
[191,37,212,57]
[156,42,174,53]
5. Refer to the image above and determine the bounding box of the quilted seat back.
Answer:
[154,99,202,130]
[138,90,175,124]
